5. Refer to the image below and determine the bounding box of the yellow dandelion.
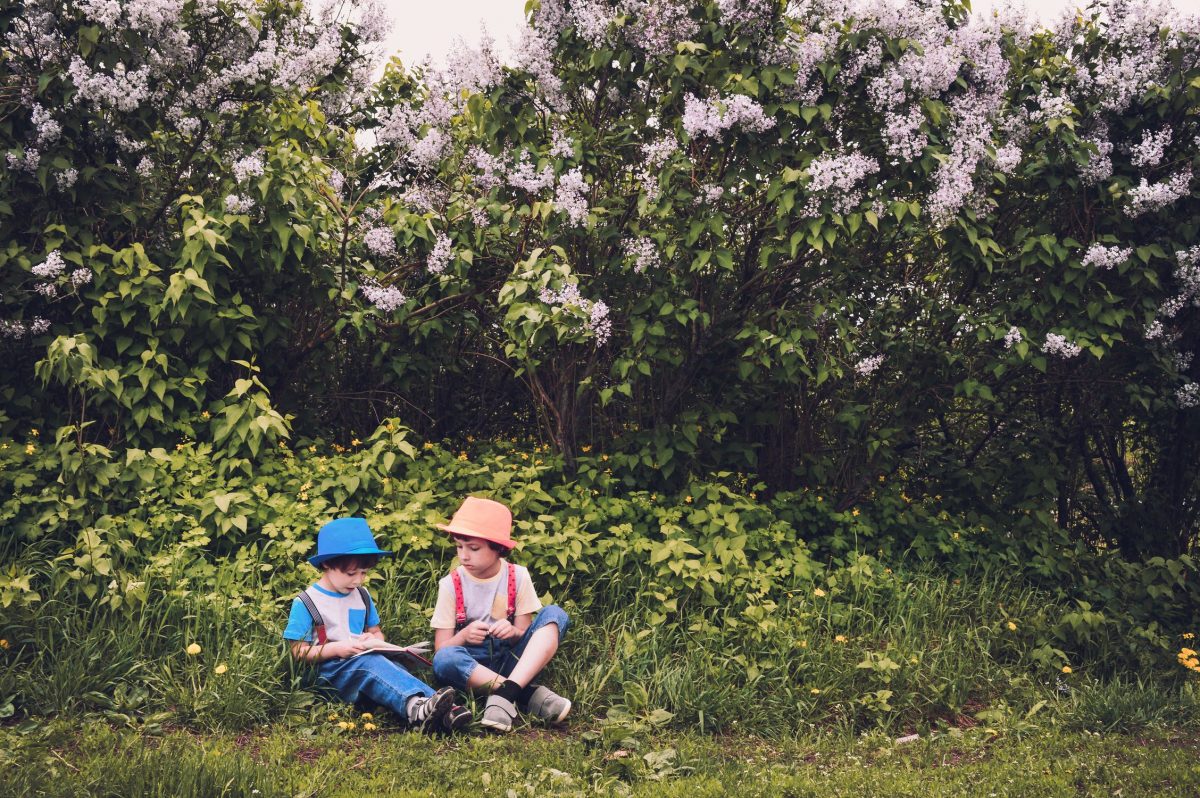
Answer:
[813,588,826,597]
[186,643,202,655]
[361,712,373,720]
[520,453,529,460]
[910,656,918,664]
[535,459,543,465]
[1061,665,1072,674]
[214,663,228,675]
[810,688,821,694]
[0,639,8,649]
[328,713,338,721]
[337,721,349,730]
[345,721,356,730]
[1006,621,1017,631]
[799,640,808,648]
[834,634,848,643]
[363,722,377,731]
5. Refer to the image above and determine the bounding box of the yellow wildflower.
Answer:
[535,459,543,465]
[813,588,826,597]
[30,429,38,437]
[1006,621,1017,631]
[684,496,693,504]
[25,444,35,455]
[363,722,377,731]
[834,634,848,643]
[1061,665,1072,674]
[581,445,592,452]
[337,721,349,730]
[214,663,228,675]
[0,639,8,649]
[350,438,361,446]
[601,454,609,461]
[308,445,317,453]
[851,508,860,517]
[345,721,356,730]
[361,712,373,720]
[186,643,202,655]
[799,640,808,648]
[810,688,820,694]
[200,410,211,420]
[458,452,468,461]
[1184,633,1195,640]
[520,453,529,460]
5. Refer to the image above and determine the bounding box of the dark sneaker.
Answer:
[479,693,518,733]
[443,704,473,733]
[407,687,455,734]
[520,685,571,723]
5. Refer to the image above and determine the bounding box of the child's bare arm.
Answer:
[289,638,366,662]
[488,613,531,640]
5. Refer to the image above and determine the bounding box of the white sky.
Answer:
[374,1,1200,67]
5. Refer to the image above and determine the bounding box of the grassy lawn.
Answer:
[3,719,1198,797]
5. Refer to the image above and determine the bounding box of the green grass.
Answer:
[1,720,1198,798]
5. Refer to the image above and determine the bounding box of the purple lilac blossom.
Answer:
[554,168,589,226]
[360,280,407,313]
[363,226,397,258]
[1043,333,1082,359]
[1081,244,1132,271]
[427,234,453,274]
[1126,171,1192,217]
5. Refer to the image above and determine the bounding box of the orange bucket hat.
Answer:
[436,496,518,550]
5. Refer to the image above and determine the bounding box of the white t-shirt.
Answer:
[430,560,542,629]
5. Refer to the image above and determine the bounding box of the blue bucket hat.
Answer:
[308,517,392,568]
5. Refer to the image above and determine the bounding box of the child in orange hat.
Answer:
[430,496,572,733]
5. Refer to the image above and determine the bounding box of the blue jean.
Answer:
[432,604,570,690]
[318,653,435,719]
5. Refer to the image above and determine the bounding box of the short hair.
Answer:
[451,534,506,554]
[320,553,381,572]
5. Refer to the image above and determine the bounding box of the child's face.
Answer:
[322,562,370,593]
[455,536,501,575]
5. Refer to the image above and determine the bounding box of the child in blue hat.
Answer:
[283,517,471,733]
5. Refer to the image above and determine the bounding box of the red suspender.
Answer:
[452,569,467,631]
[506,562,516,622]
[452,562,517,631]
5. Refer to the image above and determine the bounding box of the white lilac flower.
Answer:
[135,156,154,177]
[1175,351,1194,372]
[854,354,884,377]
[32,251,65,279]
[360,280,406,313]
[34,282,57,298]
[1126,171,1192,217]
[1130,127,1172,169]
[554,168,589,226]
[622,237,659,273]
[541,283,611,346]
[802,151,879,216]
[1081,244,1133,271]
[363,226,397,258]
[470,207,489,227]
[30,104,61,146]
[1043,333,1082,358]
[470,147,507,191]
[993,143,1022,174]
[883,106,927,162]
[427,234,453,274]
[232,152,265,183]
[1004,326,1022,349]
[224,194,254,214]
[621,0,698,56]
[508,152,555,194]
[681,93,775,140]
[55,168,78,190]
[549,128,574,159]
[409,129,449,170]
[697,184,725,204]
[1080,134,1114,185]
[1177,383,1200,409]
[70,268,92,286]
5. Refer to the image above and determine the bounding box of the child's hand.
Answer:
[488,619,522,641]
[461,620,492,645]
[332,639,368,658]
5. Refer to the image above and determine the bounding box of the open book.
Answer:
[350,637,432,669]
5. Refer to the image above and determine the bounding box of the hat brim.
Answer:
[308,546,393,568]
[436,524,519,550]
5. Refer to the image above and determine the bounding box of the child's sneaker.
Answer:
[479,694,518,733]
[520,685,571,723]
[407,687,455,734]
[443,704,472,733]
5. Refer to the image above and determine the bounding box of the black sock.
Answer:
[494,679,522,703]
[518,682,539,705]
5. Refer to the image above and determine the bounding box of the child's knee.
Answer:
[538,604,570,637]
[432,645,474,685]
